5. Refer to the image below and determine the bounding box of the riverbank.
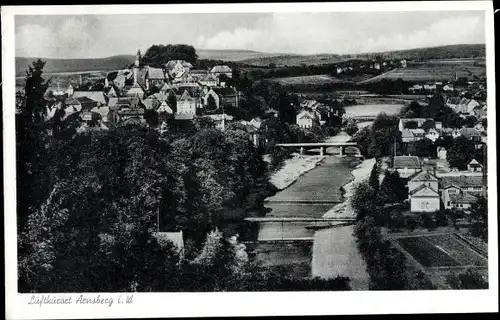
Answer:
[267,153,326,190]
[322,158,376,219]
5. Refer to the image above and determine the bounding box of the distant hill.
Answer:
[352,44,486,61]
[197,49,285,61]
[16,49,286,76]
[16,55,136,77]
[238,44,486,67]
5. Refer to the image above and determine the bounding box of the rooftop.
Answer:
[393,156,421,170]
[409,171,438,182]
[410,184,439,197]
[440,175,483,189]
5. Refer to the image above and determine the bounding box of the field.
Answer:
[344,104,404,118]
[239,54,346,67]
[358,60,486,85]
[268,74,344,85]
[395,233,487,268]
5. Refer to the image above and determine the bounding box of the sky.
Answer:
[15,11,485,58]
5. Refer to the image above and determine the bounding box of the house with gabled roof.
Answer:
[473,107,487,120]
[157,100,174,115]
[116,108,145,125]
[401,129,417,142]
[440,175,484,210]
[165,60,193,76]
[145,66,166,90]
[105,86,118,98]
[296,110,319,129]
[141,98,162,110]
[457,98,480,115]
[72,91,108,106]
[467,159,483,172]
[176,90,197,116]
[125,82,146,99]
[74,96,98,111]
[90,106,116,124]
[408,170,439,195]
[459,127,481,143]
[409,184,440,212]
[199,73,218,87]
[210,65,232,79]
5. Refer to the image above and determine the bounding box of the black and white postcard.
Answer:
[2,1,497,318]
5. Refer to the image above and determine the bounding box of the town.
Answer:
[16,40,488,291]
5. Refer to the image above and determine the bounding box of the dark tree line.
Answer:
[142,44,198,67]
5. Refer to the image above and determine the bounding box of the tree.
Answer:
[469,196,487,242]
[463,115,478,128]
[421,119,435,132]
[142,44,198,67]
[16,60,52,237]
[446,269,488,289]
[435,135,454,150]
[444,111,464,128]
[379,171,407,204]
[206,94,218,113]
[352,181,379,220]
[167,92,177,114]
[408,138,434,157]
[144,109,160,127]
[405,120,418,129]
[400,101,422,118]
[344,120,358,136]
[368,164,380,192]
[447,136,476,170]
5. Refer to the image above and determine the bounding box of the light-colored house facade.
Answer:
[437,147,447,160]
[440,175,484,210]
[296,110,318,129]
[410,185,440,212]
[210,65,232,79]
[176,90,198,115]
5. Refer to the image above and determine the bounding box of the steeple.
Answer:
[135,49,141,68]
[134,49,141,85]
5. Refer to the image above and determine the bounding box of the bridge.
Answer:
[351,115,377,122]
[275,142,361,156]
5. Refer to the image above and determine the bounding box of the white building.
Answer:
[296,110,319,129]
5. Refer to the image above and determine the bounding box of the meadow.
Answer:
[358,60,486,85]
[268,74,344,85]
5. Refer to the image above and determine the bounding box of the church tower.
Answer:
[134,49,141,85]
[135,49,141,68]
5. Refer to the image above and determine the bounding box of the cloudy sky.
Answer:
[15,11,485,58]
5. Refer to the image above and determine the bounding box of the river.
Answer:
[249,153,369,290]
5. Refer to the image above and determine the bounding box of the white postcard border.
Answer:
[2,1,498,319]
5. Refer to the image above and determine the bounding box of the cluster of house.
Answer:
[334,58,407,75]
[445,96,486,119]
[43,49,241,131]
[407,74,486,102]
[393,155,486,213]
[294,99,344,129]
[398,118,486,146]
